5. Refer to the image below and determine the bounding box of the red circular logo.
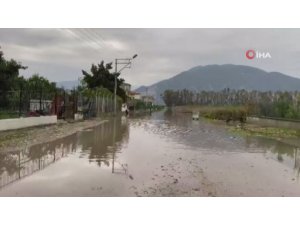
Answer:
[246,49,255,59]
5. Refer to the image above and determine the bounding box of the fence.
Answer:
[0,89,79,120]
[79,88,122,118]
[0,88,121,120]
[0,89,57,119]
[80,94,116,118]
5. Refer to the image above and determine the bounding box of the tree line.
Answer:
[0,47,59,109]
[162,88,300,119]
[1,45,135,120]
[1,46,127,106]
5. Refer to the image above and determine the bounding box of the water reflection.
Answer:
[0,117,129,190]
[159,110,300,175]
[0,133,77,189]
[1,111,300,192]
[245,136,300,177]
[78,117,129,172]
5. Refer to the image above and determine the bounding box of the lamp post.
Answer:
[114,54,138,115]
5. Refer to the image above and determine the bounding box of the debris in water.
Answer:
[129,175,134,180]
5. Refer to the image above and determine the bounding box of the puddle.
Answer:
[0,111,300,196]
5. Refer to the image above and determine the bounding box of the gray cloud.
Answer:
[1,28,300,87]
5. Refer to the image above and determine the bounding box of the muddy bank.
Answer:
[0,118,108,153]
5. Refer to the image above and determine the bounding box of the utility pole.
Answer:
[113,54,138,115]
[114,59,118,115]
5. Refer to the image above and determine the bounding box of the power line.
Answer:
[61,28,124,57]
[75,28,106,49]
[86,29,111,47]
[87,28,123,53]
[83,29,107,48]
[60,28,102,55]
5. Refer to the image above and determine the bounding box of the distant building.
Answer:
[141,95,155,105]
[128,91,141,100]
[120,83,131,95]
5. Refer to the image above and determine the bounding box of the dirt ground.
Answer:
[0,118,108,153]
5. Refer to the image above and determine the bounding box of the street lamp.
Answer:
[114,54,138,115]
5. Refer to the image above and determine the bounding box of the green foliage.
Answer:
[130,99,157,111]
[82,61,126,102]
[82,86,122,106]
[134,100,147,110]
[0,48,57,107]
[0,47,27,107]
[0,47,27,92]
[25,74,56,92]
[82,86,121,101]
[0,110,19,119]
[161,89,194,107]
[229,125,300,139]
[163,89,300,120]
[23,74,57,99]
[197,106,247,122]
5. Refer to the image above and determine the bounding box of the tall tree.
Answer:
[82,61,126,101]
[0,47,27,107]
[24,74,57,98]
[0,47,27,92]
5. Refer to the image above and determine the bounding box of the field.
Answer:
[173,105,248,122]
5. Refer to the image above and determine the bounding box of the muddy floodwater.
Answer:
[1,111,300,196]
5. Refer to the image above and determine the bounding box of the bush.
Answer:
[199,106,247,122]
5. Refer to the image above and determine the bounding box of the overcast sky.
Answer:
[1,28,300,87]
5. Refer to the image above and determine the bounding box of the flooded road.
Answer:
[1,111,300,196]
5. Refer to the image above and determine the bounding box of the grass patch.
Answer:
[174,105,247,122]
[0,111,19,119]
[228,124,300,139]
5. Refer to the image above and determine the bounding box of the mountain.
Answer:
[56,80,80,90]
[135,64,300,104]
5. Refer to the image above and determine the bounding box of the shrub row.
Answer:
[198,106,247,123]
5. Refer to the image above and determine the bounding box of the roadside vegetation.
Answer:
[163,89,300,140]
[1,46,160,120]
[229,124,300,139]
[174,105,247,122]
[162,89,300,121]
[81,61,163,113]
[81,60,127,102]
[0,47,62,118]
[0,111,19,119]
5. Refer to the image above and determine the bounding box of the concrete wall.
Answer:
[0,115,57,132]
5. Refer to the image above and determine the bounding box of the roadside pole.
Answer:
[114,59,117,116]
